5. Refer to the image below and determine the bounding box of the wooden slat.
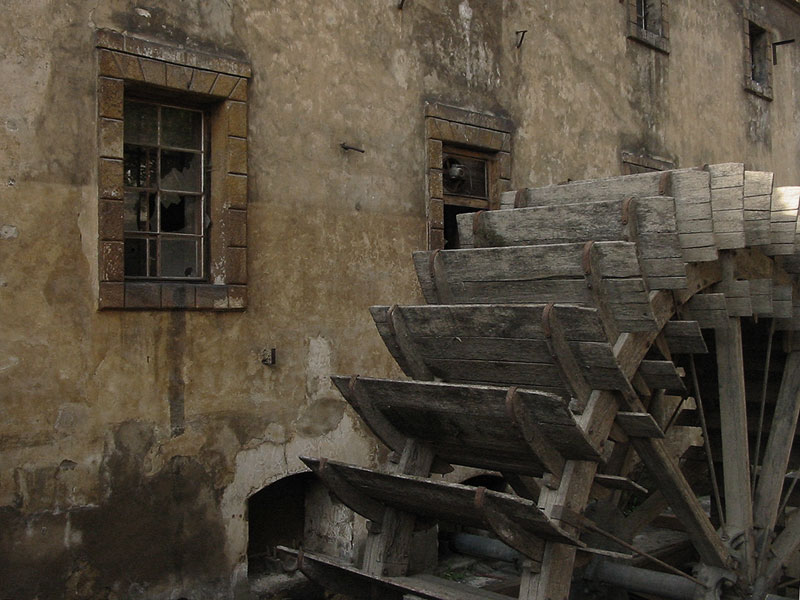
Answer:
[301,458,578,548]
[507,387,566,479]
[744,171,772,247]
[662,321,708,354]
[279,547,513,600]
[753,352,800,537]
[594,473,648,494]
[766,186,800,255]
[616,411,666,438]
[669,168,717,263]
[638,360,687,394]
[714,279,753,317]
[332,377,600,473]
[682,293,729,328]
[507,171,667,209]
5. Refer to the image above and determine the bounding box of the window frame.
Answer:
[626,0,670,54]
[96,29,250,310]
[424,104,512,250]
[743,14,774,100]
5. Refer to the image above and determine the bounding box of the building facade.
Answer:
[2,0,800,598]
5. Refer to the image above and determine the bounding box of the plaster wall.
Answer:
[2,1,800,598]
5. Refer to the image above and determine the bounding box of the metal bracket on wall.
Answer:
[398,0,406,9]
[340,143,365,153]
[773,39,795,65]
[515,30,528,48]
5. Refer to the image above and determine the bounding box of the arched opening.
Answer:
[247,472,313,576]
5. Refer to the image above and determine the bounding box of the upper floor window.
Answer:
[626,0,669,54]
[744,16,773,99]
[96,29,251,310]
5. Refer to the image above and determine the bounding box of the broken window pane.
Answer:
[124,191,157,232]
[160,193,200,234]
[160,150,201,192]
[124,146,157,188]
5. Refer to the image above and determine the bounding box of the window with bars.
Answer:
[123,99,208,280]
[626,0,669,53]
[744,17,772,99]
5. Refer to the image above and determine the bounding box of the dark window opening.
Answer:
[636,0,662,35]
[460,474,508,492]
[444,204,480,250]
[247,473,312,576]
[443,152,488,200]
[749,22,769,85]
[123,98,208,280]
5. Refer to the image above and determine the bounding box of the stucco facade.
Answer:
[2,1,800,598]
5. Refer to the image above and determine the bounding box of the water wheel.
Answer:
[279,164,800,600]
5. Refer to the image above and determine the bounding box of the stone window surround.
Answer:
[96,29,250,310]
[743,12,774,101]
[626,0,670,54]
[424,104,512,250]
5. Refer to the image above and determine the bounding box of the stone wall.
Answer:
[1,1,800,598]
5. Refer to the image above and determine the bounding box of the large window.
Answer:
[96,29,250,310]
[124,100,207,280]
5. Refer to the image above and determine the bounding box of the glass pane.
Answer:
[148,238,157,277]
[160,238,199,278]
[123,191,157,232]
[161,107,202,149]
[124,101,158,145]
[160,150,201,192]
[124,236,148,276]
[161,194,200,234]
[124,145,157,188]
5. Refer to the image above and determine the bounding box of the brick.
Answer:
[166,64,193,90]
[100,241,124,281]
[95,29,124,51]
[98,50,122,77]
[211,74,238,98]
[225,174,248,209]
[183,52,251,78]
[125,282,161,308]
[429,170,443,199]
[189,70,217,95]
[196,285,229,309]
[500,133,512,152]
[229,78,248,101]
[98,118,123,159]
[429,227,445,250]
[227,285,247,309]
[98,158,123,200]
[227,137,248,175]
[225,247,247,284]
[447,122,468,145]
[226,101,247,138]
[99,282,124,309]
[227,208,247,247]
[498,152,512,179]
[124,36,185,65]
[99,200,124,241]
[98,77,123,119]
[162,284,197,309]
[117,53,145,81]
[427,139,443,169]
[429,199,444,229]
[424,103,512,134]
[140,58,166,87]
[425,117,450,141]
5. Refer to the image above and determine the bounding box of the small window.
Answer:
[744,18,773,99]
[123,100,207,280]
[626,0,669,54]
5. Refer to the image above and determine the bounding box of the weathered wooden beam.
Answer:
[753,352,800,536]
[593,473,648,494]
[616,411,666,438]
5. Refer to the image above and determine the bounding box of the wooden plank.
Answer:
[682,293,729,328]
[507,387,566,479]
[753,352,800,537]
[515,171,667,208]
[766,186,800,255]
[616,411,666,438]
[302,458,578,547]
[638,360,687,394]
[543,304,593,403]
[715,316,755,576]
[279,547,513,600]
[708,163,744,189]
[714,279,753,317]
[663,321,708,354]
[743,172,772,248]
[744,170,773,197]
[761,507,800,592]
[593,473,648,494]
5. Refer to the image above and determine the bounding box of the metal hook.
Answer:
[515,30,528,48]
[340,143,365,153]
